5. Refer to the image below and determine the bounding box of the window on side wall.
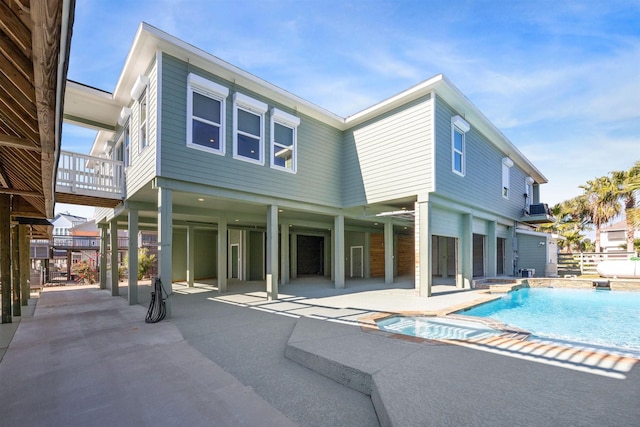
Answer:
[130,75,149,154]
[138,89,148,151]
[451,115,470,176]
[270,108,300,173]
[186,73,229,155]
[233,93,268,164]
[502,157,514,199]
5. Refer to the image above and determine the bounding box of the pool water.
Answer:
[459,287,640,352]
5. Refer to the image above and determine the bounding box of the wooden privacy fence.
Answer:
[557,252,637,276]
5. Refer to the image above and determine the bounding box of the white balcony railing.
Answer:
[56,151,124,199]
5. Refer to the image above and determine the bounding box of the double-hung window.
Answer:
[233,93,267,164]
[187,73,229,155]
[270,108,300,172]
[502,157,514,199]
[451,115,470,176]
[117,107,131,167]
[130,75,149,153]
[139,89,148,150]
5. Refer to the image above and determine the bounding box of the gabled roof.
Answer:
[81,21,547,184]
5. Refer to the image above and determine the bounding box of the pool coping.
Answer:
[357,282,640,360]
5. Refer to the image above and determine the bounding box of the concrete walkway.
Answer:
[0,280,639,426]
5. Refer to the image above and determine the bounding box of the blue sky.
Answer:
[59,0,640,218]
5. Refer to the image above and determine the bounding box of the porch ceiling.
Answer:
[0,0,75,220]
[107,182,414,232]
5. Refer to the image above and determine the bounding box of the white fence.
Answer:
[558,252,637,276]
[56,151,124,198]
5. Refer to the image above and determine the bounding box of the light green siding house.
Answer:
[71,23,554,315]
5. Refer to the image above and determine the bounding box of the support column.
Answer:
[384,221,394,285]
[487,221,497,277]
[19,225,29,306]
[11,225,20,316]
[333,214,345,289]
[266,205,278,300]
[187,224,195,287]
[158,187,173,317]
[128,209,139,305]
[280,221,289,285]
[217,218,227,292]
[417,201,432,297]
[110,218,119,296]
[461,213,473,289]
[1,194,11,323]
[99,225,107,290]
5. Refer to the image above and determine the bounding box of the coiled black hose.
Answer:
[145,276,168,323]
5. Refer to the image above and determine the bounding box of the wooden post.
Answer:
[11,225,20,316]
[20,225,30,305]
[1,193,12,323]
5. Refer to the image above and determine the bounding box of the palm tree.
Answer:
[538,197,590,252]
[611,161,640,252]
[580,175,620,252]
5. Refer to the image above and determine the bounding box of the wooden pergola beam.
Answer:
[31,0,64,219]
[0,188,43,198]
[0,133,41,151]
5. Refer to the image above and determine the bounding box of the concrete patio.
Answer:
[0,278,638,426]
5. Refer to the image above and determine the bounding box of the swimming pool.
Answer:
[458,287,640,352]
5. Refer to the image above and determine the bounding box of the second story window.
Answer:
[130,74,150,154]
[139,89,148,150]
[123,124,130,168]
[270,108,300,173]
[117,107,131,167]
[187,73,229,155]
[502,157,514,199]
[233,93,267,164]
[451,115,470,176]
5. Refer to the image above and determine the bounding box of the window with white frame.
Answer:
[139,89,148,150]
[451,115,470,176]
[131,75,150,153]
[502,157,514,199]
[123,124,130,168]
[233,93,267,164]
[525,176,534,210]
[270,108,300,172]
[117,107,131,168]
[187,73,229,154]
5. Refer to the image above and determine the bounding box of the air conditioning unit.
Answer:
[529,203,548,215]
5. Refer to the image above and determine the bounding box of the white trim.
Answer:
[118,107,131,126]
[233,93,265,164]
[188,73,229,98]
[502,157,514,168]
[451,115,470,133]
[451,125,465,177]
[156,51,162,178]
[130,75,149,100]
[233,92,267,114]
[270,108,298,173]
[271,108,300,127]
[186,73,226,155]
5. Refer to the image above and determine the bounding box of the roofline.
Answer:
[101,22,548,184]
[114,23,345,128]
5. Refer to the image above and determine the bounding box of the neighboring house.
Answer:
[63,23,554,307]
[600,219,640,253]
[50,213,88,268]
